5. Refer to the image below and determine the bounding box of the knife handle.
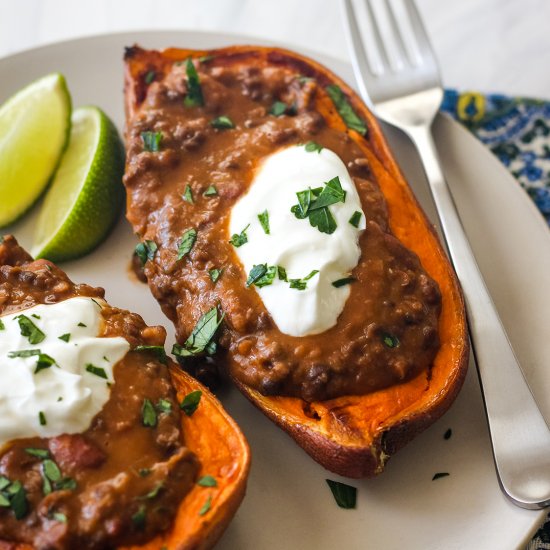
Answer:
[407,123,550,510]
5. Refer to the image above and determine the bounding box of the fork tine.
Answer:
[341,0,380,105]
[384,0,414,66]
[363,0,393,73]
[401,0,438,64]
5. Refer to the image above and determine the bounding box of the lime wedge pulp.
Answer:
[0,73,72,227]
[32,106,125,262]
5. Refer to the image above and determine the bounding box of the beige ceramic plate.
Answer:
[2,30,549,550]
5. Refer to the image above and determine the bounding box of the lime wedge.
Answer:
[0,73,71,227]
[32,106,125,262]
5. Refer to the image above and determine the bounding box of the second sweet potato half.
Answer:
[123,44,469,478]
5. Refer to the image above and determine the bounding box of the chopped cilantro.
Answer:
[135,240,158,266]
[246,264,277,288]
[134,345,167,365]
[269,101,288,116]
[34,353,56,374]
[199,495,212,516]
[156,399,172,414]
[144,70,156,84]
[141,131,162,152]
[179,390,202,416]
[141,399,157,428]
[58,333,71,343]
[25,448,49,459]
[332,277,356,288]
[53,512,67,523]
[172,306,224,358]
[325,84,367,135]
[229,224,250,247]
[85,364,108,379]
[209,268,223,283]
[257,210,270,234]
[184,58,204,107]
[382,333,399,348]
[16,315,45,344]
[349,211,362,228]
[183,184,194,204]
[0,318,4,330]
[77,322,87,328]
[197,475,217,487]
[432,472,450,481]
[203,185,218,197]
[210,115,234,129]
[177,229,197,260]
[326,479,357,509]
[289,270,319,291]
[304,141,323,153]
[38,412,46,426]
[132,504,147,530]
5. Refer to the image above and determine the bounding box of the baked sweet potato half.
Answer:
[123,45,469,478]
[0,235,250,550]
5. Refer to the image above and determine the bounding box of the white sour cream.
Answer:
[0,297,130,448]
[229,145,366,336]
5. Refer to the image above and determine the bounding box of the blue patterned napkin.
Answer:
[441,90,550,227]
[440,90,550,548]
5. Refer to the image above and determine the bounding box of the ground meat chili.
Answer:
[0,236,199,549]
[124,49,442,402]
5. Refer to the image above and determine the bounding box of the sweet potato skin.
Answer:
[124,45,469,479]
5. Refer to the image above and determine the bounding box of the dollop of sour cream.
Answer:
[0,297,129,448]
[229,145,366,336]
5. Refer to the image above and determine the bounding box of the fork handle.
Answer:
[407,124,550,509]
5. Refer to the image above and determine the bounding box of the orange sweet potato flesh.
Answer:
[0,366,250,550]
[124,45,469,479]
[123,366,250,550]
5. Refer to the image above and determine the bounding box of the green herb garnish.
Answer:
[141,131,162,152]
[156,399,172,414]
[432,472,450,481]
[305,141,323,153]
[199,495,212,516]
[269,101,288,116]
[209,268,223,283]
[132,504,147,530]
[139,468,151,477]
[229,224,250,247]
[34,353,56,374]
[85,364,108,379]
[382,333,399,348]
[140,482,164,500]
[38,411,46,426]
[179,390,202,416]
[246,264,277,288]
[134,345,167,365]
[53,512,67,523]
[184,58,204,107]
[183,184,194,204]
[203,185,218,197]
[145,70,155,84]
[197,475,217,487]
[444,428,452,440]
[16,315,45,344]
[7,481,28,519]
[326,479,357,509]
[210,115,234,129]
[0,319,4,330]
[277,265,288,281]
[25,448,50,459]
[7,349,40,358]
[257,210,270,234]
[289,270,319,291]
[291,177,346,235]
[142,399,157,428]
[349,211,362,228]
[58,333,71,343]
[172,306,224,358]
[177,229,197,260]
[325,84,367,135]
[332,277,356,288]
[77,322,87,328]
[135,240,158,266]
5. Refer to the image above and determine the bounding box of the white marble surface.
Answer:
[1,0,550,98]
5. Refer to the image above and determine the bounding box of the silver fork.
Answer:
[342,0,550,510]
